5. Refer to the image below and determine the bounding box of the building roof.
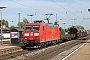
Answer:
[0,28,9,30]
[11,28,24,32]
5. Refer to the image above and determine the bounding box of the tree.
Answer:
[18,22,24,28]
[17,18,29,28]
[23,18,29,24]
[0,19,9,28]
[9,25,15,30]
[59,27,65,35]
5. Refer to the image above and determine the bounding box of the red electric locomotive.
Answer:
[23,20,60,48]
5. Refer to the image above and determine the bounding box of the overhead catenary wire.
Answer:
[63,0,86,20]
[9,0,80,19]
[63,0,80,13]
[9,0,47,13]
[81,11,85,19]
[35,0,53,13]
[66,0,80,10]
[36,0,85,20]
[66,0,85,19]
[50,0,83,19]
[9,0,88,22]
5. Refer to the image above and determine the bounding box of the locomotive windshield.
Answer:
[25,26,39,30]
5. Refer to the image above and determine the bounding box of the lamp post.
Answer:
[27,14,34,23]
[59,19,62,25]
[69,24,72,27]
[63,22,66,34]
[63,22,66,29]
[0,6,7,45]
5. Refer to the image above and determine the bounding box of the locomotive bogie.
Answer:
[24,40,40,47]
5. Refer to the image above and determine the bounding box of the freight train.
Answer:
[23,20,89,48]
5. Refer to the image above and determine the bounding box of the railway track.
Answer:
[1,40,86,60]
[0,46,22,55]
[0,35,89,60]
[26,40,86,60]
[0,50,29,60]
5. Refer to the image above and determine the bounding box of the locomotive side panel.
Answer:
[42,25,60,42]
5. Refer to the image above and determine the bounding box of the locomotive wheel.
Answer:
[21,46,26,49]
[44,42,48,48]
[39,43,44,48]
[52,41,56,45]
[39,42,48,48]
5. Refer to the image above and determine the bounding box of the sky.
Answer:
[0,0,90,30]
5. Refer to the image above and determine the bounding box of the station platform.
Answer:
[0,39,23,55]
[65,40,90,60]
[0,44,22,55]
[0,39,11,45]
[0,45,18,49]
[49,40,90,60]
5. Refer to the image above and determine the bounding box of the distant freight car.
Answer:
[69,27,78,39]
[23,20,60,48]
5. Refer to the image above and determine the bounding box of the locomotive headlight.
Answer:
[25,38,27,39]
[24,33,29,36]
[34,33,39,36]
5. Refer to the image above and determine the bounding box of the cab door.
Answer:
[41,26,46,42]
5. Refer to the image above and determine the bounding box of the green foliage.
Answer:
[59,27,65,35]
[23,18,29,24]
[0,19,9,28]
[18,22,24,28]
[17,18,29,28]
[9,25,15,30]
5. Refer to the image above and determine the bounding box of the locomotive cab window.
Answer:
[33,26,39,30]
[25,26,39,30]
[25,26,32,30]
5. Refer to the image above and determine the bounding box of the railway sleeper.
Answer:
[28,40,82,60]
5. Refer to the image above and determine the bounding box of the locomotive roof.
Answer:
[25,23,41,25]
[25,21,59,27]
